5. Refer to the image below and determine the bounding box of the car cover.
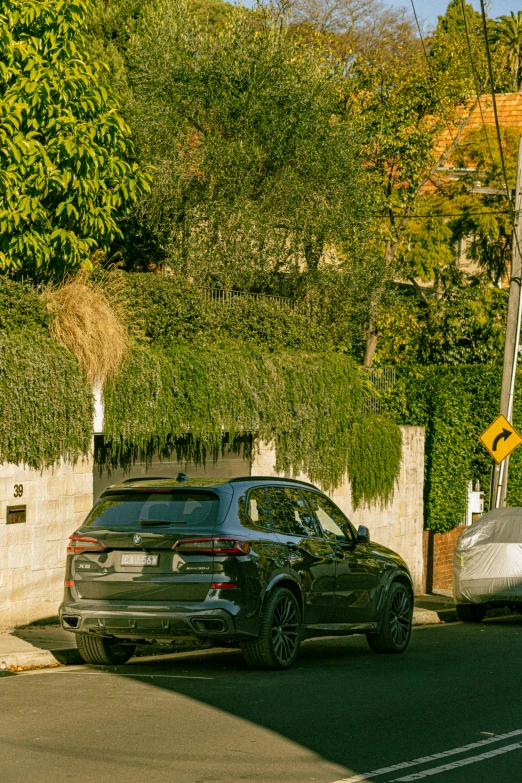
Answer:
[453,507,522,605]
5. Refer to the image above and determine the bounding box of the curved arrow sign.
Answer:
[492,428,512,451]
[480,415,522,464]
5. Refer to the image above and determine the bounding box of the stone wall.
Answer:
[252,426,426,591]
[0,457,93,629]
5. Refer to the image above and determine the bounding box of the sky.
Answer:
[385,0,521,30]
[242,0,522,32]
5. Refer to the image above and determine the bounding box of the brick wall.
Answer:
[423,525,467,591]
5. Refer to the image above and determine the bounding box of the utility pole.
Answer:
[490,134,522,509]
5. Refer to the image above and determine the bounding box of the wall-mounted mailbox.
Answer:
[7,505,26,524]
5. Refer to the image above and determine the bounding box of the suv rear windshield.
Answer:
[83,491,219,529]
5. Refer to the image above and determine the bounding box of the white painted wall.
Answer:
[0,457,93,629]
[251,426,425,591]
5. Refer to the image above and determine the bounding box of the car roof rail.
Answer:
[121,477,173,483]
[229,476,318,489]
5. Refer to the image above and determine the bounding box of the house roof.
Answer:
[422,93,522,194]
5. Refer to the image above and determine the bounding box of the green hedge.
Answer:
[124,273,330,351]
[0,332,93,467]
[102,344,402,503]
[0,280,49,335]
[380,365,522,533]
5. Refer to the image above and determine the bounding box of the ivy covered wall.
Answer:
[0,332,93,467]
[0,277,403,506]
[101,345,402,504]
[381,365,522,533]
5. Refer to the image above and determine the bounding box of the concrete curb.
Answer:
[413,608,458,626]
[0,647,83,670]
[0,606,459,670]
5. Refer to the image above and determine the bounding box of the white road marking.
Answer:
[0,669,213,681]
[392,741,522,781]
[331,728,522,783]
[53,671,214,680]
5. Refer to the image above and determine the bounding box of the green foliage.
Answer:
[124,274,331,351]
[0,332,93,467]
[492,11,522,92]
[120,0,374,287]
[375,287,508,367]
[380,364,522,532]
[0,280,49,334]
[124,274,214,344]
[0,0,150,278]
[102,344,402,502]
[347,416,403,508]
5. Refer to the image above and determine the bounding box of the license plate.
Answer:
[121,553,159,567]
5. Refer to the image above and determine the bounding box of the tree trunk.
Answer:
[363,327,379,368]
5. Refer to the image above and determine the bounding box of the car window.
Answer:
[266,487,321,537]
[246,487,272,529]
[84,491,219,529]
[302,491,354,542]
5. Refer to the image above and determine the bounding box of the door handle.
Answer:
[286,542,299,551]
[333,550,344,559]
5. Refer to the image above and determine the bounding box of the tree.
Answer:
[0,0,150,279]
[492,11,522,92]
[122,0,376,294]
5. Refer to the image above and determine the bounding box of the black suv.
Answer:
[60,476,414,670]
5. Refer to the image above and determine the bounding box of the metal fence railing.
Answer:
[200,287,298,311]
[363,367,397,414]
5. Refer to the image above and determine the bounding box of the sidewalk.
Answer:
[0,593,458,671]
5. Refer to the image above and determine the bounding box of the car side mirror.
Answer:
[357,525,370,544]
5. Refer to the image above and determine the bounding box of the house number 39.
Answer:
[14,484,23,498]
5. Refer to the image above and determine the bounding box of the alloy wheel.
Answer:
[389,589,411,647]
[271,595,299,664]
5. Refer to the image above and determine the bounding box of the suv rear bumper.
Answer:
[59,601,257,642]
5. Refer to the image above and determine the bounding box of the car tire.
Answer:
[76,633,136,665]
[241,587,301,670]
[456,604,486,623]
[367,582,412,654]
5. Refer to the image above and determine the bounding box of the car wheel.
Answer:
[367,582,412,654]
[241,587,301,670]
[456,604,486,623]
[76,633,136,665]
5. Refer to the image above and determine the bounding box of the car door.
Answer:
[302,491,381,625]
[267,486,337,625]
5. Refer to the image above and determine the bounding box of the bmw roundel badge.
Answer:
[133,534,142,546]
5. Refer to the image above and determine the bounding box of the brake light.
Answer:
[67,536,105,555]
[174,537,251,555]
[65,580,75,587]
[211,582,239,589]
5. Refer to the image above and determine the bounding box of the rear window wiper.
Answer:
[139,519,186,526]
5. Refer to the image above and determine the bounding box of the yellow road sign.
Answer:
[479,414,522,464]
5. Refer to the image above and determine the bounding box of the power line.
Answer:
[459,0,497,167]
[378,210,510,219]
[409,0,457,146]
[479,0,514,211]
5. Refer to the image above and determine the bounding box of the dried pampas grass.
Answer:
[42,266,129,384]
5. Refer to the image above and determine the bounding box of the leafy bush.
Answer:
[381,365,512,532]
[0,332,93,467]
[102,344,402,501]
[124,274,329,351]
[124,274,215,344]
[214,297,330,351]
[0,280,49,334]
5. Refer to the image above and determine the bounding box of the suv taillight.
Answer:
[67,535,105,555]
[174,537,251,555]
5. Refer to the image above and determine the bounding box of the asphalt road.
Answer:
[1,617,522,783]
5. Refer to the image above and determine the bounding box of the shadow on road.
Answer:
[100,617,522,775]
